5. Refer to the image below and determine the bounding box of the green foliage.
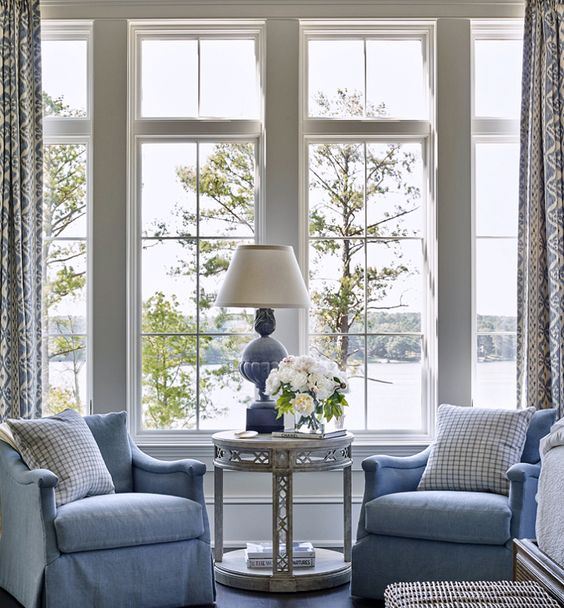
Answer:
[42,94,88,415]
[141,293,199,429]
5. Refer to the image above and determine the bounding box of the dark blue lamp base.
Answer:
[239,308,287,434]
[246,405,284,433]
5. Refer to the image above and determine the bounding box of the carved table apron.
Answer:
[212,431,354,592]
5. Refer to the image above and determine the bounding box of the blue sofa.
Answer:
[0,412,215,608]
[351,408,557,600]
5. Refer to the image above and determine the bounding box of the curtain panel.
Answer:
[0,0,43,419]
[518,0,564,418]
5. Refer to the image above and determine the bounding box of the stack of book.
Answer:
[245,542,316,569]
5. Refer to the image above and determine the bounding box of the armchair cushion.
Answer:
[418,404,534,495]
[85,412,133,492]
[365,490,511,545]
[54,492,205,553]
[7,409,115,507]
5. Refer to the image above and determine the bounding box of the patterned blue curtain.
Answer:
[517,0,564,418]
[0,0,43,419]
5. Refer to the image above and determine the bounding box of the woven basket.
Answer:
[384,580,561,607]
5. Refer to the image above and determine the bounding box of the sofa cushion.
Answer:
[7,409,115,507]
[84,412,133,492]
[365,490,512,545]
[418,404,534,495]
[54,492,205,553]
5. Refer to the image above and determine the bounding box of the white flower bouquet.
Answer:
[266,355,349,433]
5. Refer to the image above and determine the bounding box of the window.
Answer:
[472,22,522,408]
[302,24,436,435]
[130,23,264,434]
[41,23,92,416]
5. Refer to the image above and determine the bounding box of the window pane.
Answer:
[309,240,365,334]
[200,40,259,118]
[45,242,86,333]
[199,142,255,238]
[141,335,198,429]
[44,144,88,239]
[475,334,517,408]
[308,40,364,118]
[309,143,364,238]
[45,336,87,416]
[309,335,365,429]
[475,142,519,237]
[199,239,254,333]
[474,39,522,118]
[141,40,198,117]
[199,335,254,430]
[367,240,423,333]
[367,335,422,430]
[42,40,87,117]
[366,142,423,237]
[476,238,517,331]
[366,40,426,118]
[141,239,197,332]
[141,143,197,238]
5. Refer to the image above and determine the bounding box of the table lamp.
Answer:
[215,244,310,433]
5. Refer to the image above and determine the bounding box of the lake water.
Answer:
[48,360,517,430]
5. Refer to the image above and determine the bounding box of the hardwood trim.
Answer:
[513,539,564,606]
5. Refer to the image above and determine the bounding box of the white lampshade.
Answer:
[215,245,310,308]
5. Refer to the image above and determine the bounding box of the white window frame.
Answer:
[299,21,437,443]
[471,20,523,408]
[42,21,93,415]
[127,21,266,445]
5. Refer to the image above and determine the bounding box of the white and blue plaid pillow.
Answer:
[7,409,115,506]
[418,404,535,495]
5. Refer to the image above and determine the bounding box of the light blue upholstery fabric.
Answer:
[365,491,511,545]
[0,413,214,608]
[521,408,557,463]
[84,412,133,492]
[351,534,512,600]
[44,539,214,608]
[352,408,553,600]
[54,493,204,553]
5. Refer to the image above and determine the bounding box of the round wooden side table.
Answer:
[212,431,354,593]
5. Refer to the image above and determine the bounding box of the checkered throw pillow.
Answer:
[7,409,115,507]
[418,404,535,495]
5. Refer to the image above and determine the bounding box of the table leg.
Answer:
[344,464,352,562]
[272,469,293,576]
[214,465,223,562]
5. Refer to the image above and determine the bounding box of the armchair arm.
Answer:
[508,461,541,540]
[0,443,59,608]
[357,447,431,539]
[130,442,209,541]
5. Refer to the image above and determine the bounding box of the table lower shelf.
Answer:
[214,548,351,593]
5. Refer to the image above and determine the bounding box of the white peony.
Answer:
[289,370,309,392]
[277,365,294,385]
[291,393,315,416]
[316,376,338,401]
[265,370,281,396]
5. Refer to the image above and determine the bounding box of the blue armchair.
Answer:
[350,408,557,600]
[0,412,215,608]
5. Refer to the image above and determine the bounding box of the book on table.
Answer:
[271,429,347,440]
[245,542,316,569]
